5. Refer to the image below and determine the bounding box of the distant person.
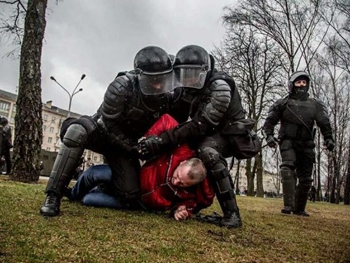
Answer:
[65,114,215,221]
[263,71,334,216]
[310,186,316,202]
[0,116,12,174]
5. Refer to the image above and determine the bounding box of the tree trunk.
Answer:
[246,158,255,196]
[256,153,264,197]
[344,137,350,205]
[329,152,336,203]
[235,159,241,194]
[316,132,322,201]
[9,0,47,183]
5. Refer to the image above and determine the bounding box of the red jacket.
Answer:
[140,114,215,216]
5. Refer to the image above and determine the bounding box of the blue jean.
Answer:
[71,164,123,208]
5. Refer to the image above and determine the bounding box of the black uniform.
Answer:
[263,72,334,215]
[0,117,12,174]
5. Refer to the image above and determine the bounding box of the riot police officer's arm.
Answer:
[99,76,136,153]
[315,99,335,151]
[139,80,231,160]
[262,100,282,148]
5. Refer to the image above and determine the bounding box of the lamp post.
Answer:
[50,74,86,117]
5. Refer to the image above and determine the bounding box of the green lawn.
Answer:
[0,176,349,263]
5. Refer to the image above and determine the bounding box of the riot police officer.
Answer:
[138,45,248,228]
[262,71,334,216]
[0,116,12,174]
[40,46,175,217]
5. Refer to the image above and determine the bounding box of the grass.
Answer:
[0,176,349,263]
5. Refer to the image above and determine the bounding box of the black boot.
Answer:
[40,192,60,216]
[221,209,242,228]
[40,144,84,217]
[293,210,310,216]
[280,167,296,214]
[281,206,293,214]
[293,180,312,216]
[211,167,242,228]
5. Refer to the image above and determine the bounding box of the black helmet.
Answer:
[134,46,174,95]
[0,116,8,126]
[173,45,211,89]
[288,71,310,93]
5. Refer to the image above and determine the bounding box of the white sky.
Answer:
[0,0,237,115]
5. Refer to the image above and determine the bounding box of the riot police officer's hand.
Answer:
[324,138,335,151]
[266,135,277,148]
[138,135,165,161]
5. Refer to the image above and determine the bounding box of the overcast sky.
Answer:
[0,0,237,116]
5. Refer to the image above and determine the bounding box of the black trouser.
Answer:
[279,139,315,211]
[1,147,11,174]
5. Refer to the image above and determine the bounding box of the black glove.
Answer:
[266,135,277,148]
[324,138,335,151]
[138,135,165,161]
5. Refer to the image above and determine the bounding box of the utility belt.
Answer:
[279,122,314,141]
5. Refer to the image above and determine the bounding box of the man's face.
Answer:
[171,162,196,188]
[294,79,308,87]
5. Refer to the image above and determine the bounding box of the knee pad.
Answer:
[280,166,295,183]
[280,161,295,170]
[298,177,313,188]
[198,147,220,169]
[63,124,88,148]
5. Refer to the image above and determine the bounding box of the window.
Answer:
[43,114,48,121]
[0,101,10,111]
[48,137,52,143]
[43,125,46,131]
[52,116,56,123]
[49,127,54,133]
[46,147,51,151]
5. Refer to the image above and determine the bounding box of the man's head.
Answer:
[134,46,174,95]
[0,116,8,126]
[288,71,310,95]
[173,45,211,89]
[171,157,207,188]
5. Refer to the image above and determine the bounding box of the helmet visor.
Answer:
[138,72,175,95]
[174,66,208,89]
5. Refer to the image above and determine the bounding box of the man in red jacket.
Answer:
[66,114,215,220]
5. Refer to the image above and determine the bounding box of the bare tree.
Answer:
[319,0,350,73]
[314,46,350,204]
[1,0,48,182]
[222,0,329,75]
[213,25,284,196]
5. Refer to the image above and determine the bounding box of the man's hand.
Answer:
[174,205,189,221]
[324,138,335,151]
[266,135,277,148]
[138,135,165,161]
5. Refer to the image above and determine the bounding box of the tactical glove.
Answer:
[266,135,277,148]
[324,138,335,151]
[138,135,165,161]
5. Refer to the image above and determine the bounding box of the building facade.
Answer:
[0,89,104,174]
